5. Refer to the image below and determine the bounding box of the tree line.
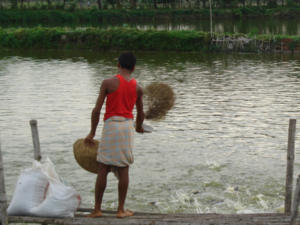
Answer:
[1,0,300,12]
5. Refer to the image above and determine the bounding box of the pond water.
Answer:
[0,49,300,214]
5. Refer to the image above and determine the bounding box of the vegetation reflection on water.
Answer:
[4,17,300,35]
[95,18,300,35]
[0,50,300,214]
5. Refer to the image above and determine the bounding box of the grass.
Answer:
[0,27,210,51]
[0,27,300,52]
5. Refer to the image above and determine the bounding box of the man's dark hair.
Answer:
[118,52,136,71]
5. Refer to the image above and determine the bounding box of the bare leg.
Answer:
[87,163,110,218]
[116,166,134,218]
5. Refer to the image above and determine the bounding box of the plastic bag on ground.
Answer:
[7,168,49,216]
[7,158,81,217]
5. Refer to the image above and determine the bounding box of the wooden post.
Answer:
[0,142,8,225]
[30,120,47,225]
[285,118,296,214]
[30,120,42,161]
[291,175,300,225]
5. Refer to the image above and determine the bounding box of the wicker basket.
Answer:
[144,82,175,120]
[73,139,99,174]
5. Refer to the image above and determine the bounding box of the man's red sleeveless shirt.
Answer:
[104,74,137,121]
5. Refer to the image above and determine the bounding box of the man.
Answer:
[85,52,144,218]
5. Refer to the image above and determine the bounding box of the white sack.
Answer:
[7,158,81,217]
[7,168,49,216]
[30,181,81,217]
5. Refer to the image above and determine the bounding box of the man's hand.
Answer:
[135,84,144,134]
[84,133,95,146]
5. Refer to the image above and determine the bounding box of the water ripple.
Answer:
[0,51,300,214]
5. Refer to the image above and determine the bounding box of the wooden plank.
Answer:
[285,118,296,214]
[7,213,300,225]
[0,141,8,225]
[30,119,42,161]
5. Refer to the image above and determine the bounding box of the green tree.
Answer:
[99,0,103,8]
[267,0,277,7]
[129,0,136,8]
[286,0,296,6]
[10,0,17,8]
[47,0,51,7]
[239,0,246,7]
[116,0,121,8]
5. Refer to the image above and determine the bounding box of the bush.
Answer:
[1,27,300,52]
[0,27,210,51]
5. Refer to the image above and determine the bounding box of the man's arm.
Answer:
[85,80,107,143]
[135,84,144,133]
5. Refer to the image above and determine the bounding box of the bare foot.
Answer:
[117,210,134,218]
[86,210,102,218]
